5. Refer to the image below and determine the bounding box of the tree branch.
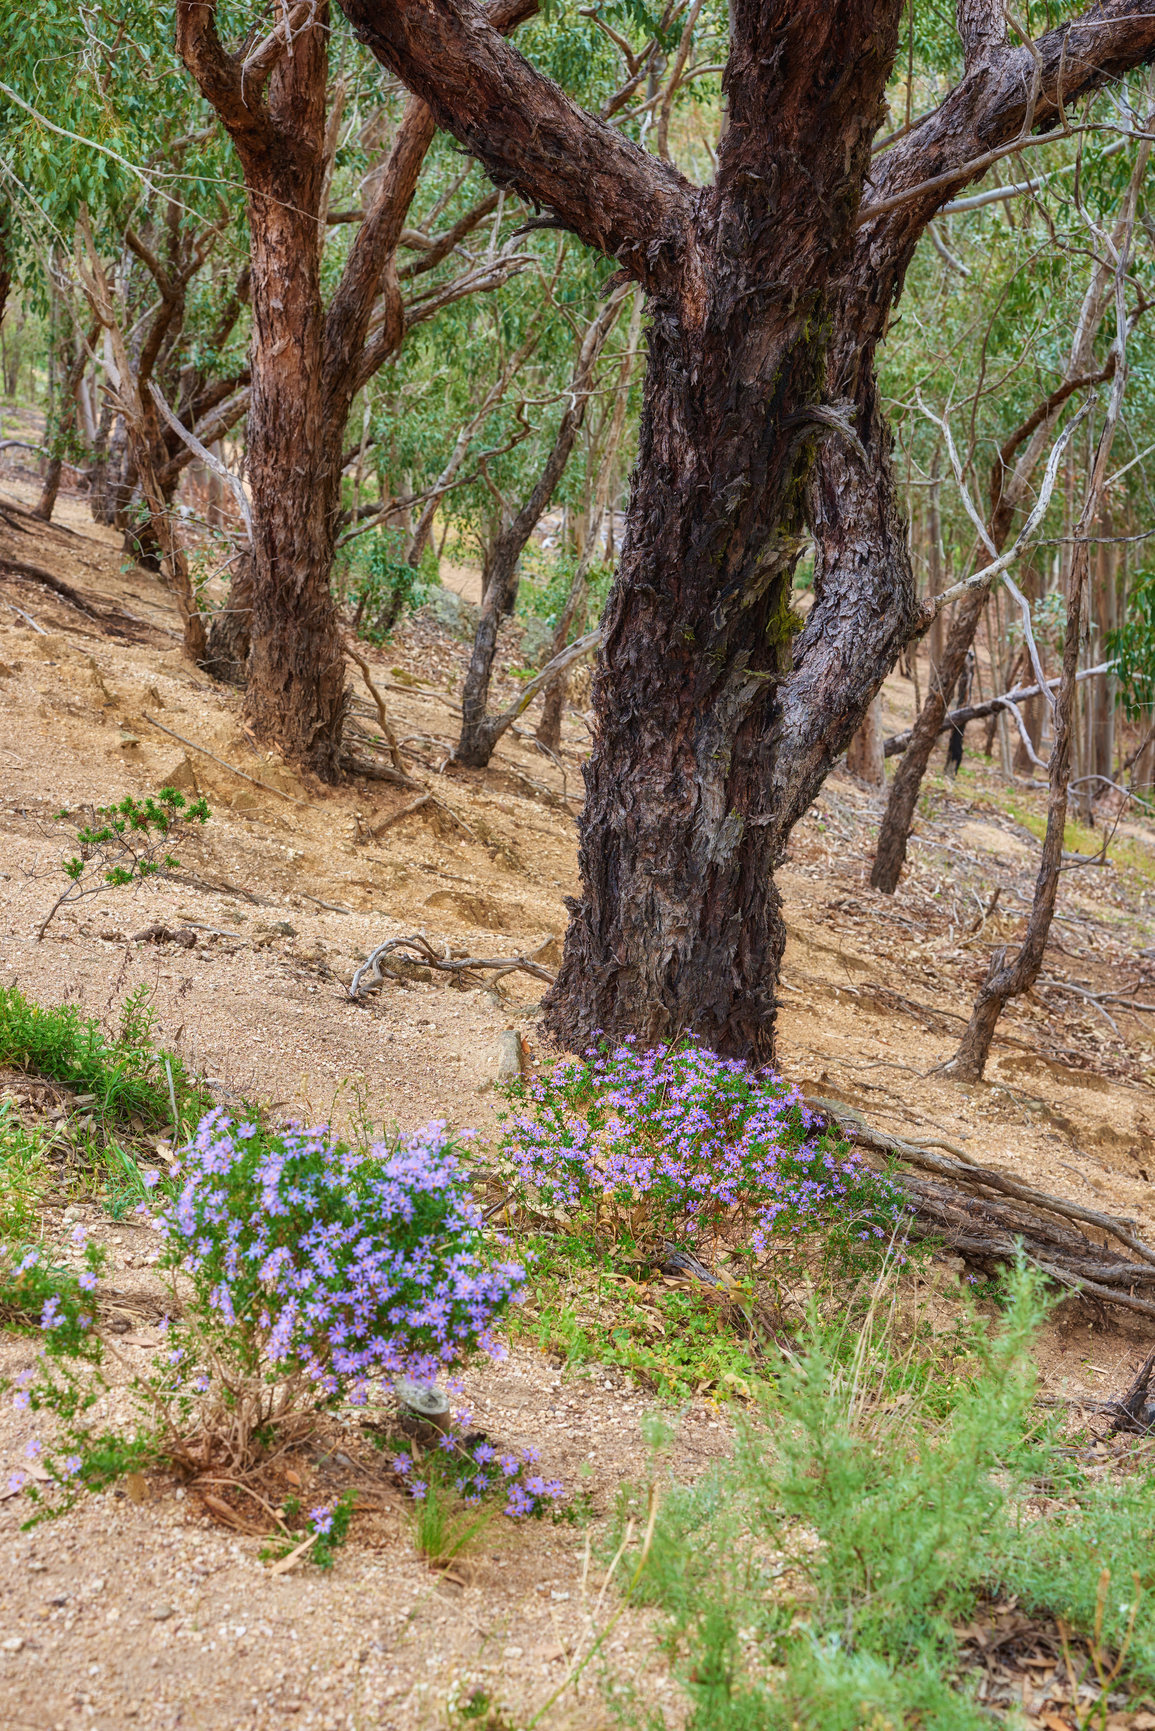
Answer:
[335,0,699,297]
[322,0,539,423]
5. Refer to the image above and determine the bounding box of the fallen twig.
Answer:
[299,892,354,915]
[349,932,556,999]
[343,639,418,783]
[140,714,309,807]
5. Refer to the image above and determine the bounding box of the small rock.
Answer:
[273,920,297,937]
[149,1606,174,1621]
[47,1596,68,1608]
[502,1645,524,1659]
[2,1637,24,1653]
[27,1562,46,1574]
[517,615,556,667]
[417,585,480,642]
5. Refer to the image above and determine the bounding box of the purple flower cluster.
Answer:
[394,1442,563,1518]
[501,1037,903,1260]
[158,1110,526,1400]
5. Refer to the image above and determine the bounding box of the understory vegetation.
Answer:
[0,989,1152,1723]
[617,1268,1155,1729]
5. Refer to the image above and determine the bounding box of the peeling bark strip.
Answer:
[337,0,1155,1057]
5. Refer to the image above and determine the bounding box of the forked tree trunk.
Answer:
[339,0,1155,1055]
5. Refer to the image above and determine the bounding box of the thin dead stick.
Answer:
[139,713,309,806]
[367,793,430,835]
[349,932,556,998]
[5,602,48,635]
[343,638,415,780]
[299,892,354,915]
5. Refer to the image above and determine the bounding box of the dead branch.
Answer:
[348,932,556,999]
[807,1095,1155,1320]
[139,713,309,807]
[883,662,1115,757]
[342,638,417,782]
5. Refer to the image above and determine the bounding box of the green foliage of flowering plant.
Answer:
[261,1490,358,1571]
[499,1038,907,1284]
[4,1110,527,1519]
[37,787,210,939]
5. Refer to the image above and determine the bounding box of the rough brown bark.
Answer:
[340,0,1155,1057]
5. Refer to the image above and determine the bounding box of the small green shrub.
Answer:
[613,1266,1155,1728]
[38,786,210,939]
[516,545,613,633]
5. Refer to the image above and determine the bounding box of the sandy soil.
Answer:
[1,461,1154,1730]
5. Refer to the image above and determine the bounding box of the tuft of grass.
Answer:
[0,983,212,1236]
[0,982,208,1140]
[407,1475,491,1570]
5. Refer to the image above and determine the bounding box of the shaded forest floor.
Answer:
[1,463,1154,1730]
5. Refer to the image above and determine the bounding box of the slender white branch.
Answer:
[146,380,252,544]
[919,394,1089,716]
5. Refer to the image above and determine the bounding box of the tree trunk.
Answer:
[242,155,347,778]
[1092,519,1117,784]
[35,317,95,522]
[203,553,255,685]
[871,586,989,890]
[337,0,1155,1056]
[455,290,627,769]
[846,694,886,785]
[947,563,1082,1079]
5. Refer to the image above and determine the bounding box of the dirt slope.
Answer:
[1,469,1154,1730]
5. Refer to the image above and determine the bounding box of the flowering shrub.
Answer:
[393,1439,564,1519]
[149,1111,527,1469]
[9,1113,527,1510]
[499,1039,905,1276]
